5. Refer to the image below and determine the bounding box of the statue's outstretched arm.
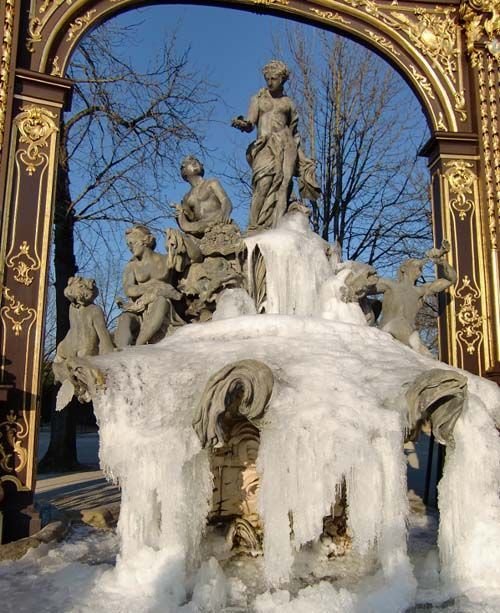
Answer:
[231,94,259,133]
[422,241,457,296]
[422,260,457,296]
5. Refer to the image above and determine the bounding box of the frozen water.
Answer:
[17,218,500,612]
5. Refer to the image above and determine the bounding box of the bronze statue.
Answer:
[232,60,320,232]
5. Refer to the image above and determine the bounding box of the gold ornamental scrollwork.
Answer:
[14,105,58,176]
[460,0,500,59]
[477,53,499,249]
[6,241,40,287]
[66,10,96,42]
[455,275,484,355]
[445,160,476,220]
[1,0,15,154]
[309,8,351,25]
[0,410,28,473]
[1,287,37,336]
[365,31,401,57]
[251,0,289,5]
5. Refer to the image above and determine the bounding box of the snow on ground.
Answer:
[11,218,498,613]
[1,509,500,612]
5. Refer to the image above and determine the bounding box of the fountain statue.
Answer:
[51,63,500,612]
[232,60,320,231]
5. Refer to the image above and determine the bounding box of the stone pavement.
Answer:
[36,428,120,528]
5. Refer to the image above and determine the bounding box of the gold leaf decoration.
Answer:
[66,10,97,42]
[6,241,40,286]
[408,65,436,100]
[0,410,28,473]
[365,30,401,56]
[15,105,58,176]
[445,160,476,220]
[310,8,351,25]
[455,275,483,355]
[1,287,37,336]
[460,0,500,58]
[0,0,15,154]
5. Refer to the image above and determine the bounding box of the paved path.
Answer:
[36,429,120,515]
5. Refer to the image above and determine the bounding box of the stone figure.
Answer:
[53,276,114,408]
[374,241,457,355]
[115,225,184,347]
[232,60,320,231]
[175,155,232,237]
[173,156,246,321]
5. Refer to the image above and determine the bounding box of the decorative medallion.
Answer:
[0,410,28,473]
[455,275,483,355]
[1,287,37,336]
[0,0,15,155]
[445,160,476,219]
[14,105,58,175]
[6,241,40,286]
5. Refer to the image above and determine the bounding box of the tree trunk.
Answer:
[38,143,81,473]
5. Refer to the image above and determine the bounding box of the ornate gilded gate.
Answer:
[0,0,498,541]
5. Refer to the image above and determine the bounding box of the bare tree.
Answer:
[271,28,432,272]
[40,21,215,471]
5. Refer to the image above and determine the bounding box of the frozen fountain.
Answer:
[49,60,500,612]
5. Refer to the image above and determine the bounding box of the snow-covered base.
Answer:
[30,313,497,613]
[2,509,500,613]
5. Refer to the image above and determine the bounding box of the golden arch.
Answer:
[28,0,470,133]
[0,0,499,541]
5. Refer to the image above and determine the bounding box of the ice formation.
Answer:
[75,218,500,612]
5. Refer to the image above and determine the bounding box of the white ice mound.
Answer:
[90,312,500,608]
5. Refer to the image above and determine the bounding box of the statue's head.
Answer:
[262,60,290,84]
[397,258,424,283]
[125,224,156,254]
[64,276,98,306]
[181,155,204,181]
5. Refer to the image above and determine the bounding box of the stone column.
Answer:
[0,69,71,542]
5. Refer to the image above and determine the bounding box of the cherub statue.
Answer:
[175,155,232,238]
[115,225,184,347]
[232,59,320,231]
[373,241,457,355]
[53,276,114,407]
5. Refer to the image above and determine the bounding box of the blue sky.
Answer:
[63,3,430,301]
[82,4,428,214]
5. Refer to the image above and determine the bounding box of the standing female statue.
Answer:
[232,60,320,231]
